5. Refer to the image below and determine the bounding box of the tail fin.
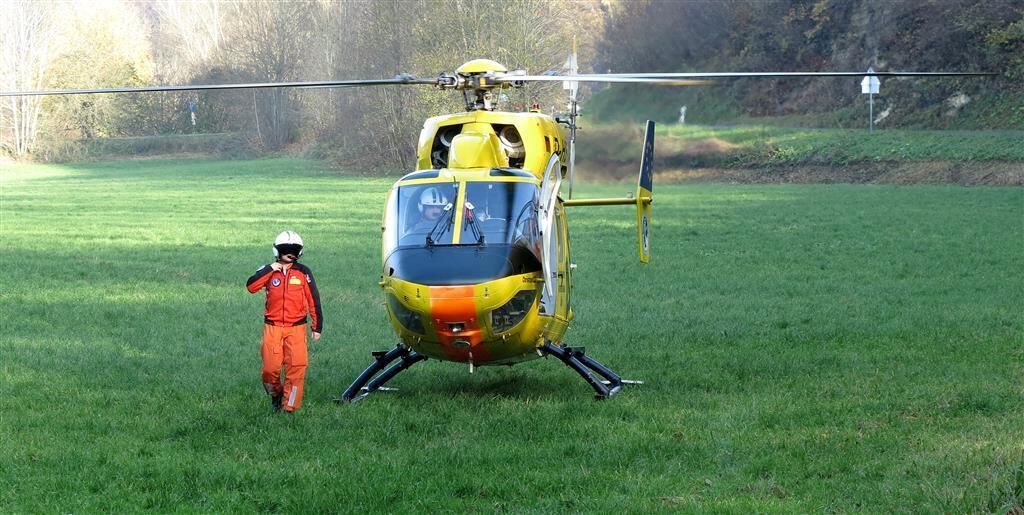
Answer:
[636,120,654,263]
[561,119,653,263]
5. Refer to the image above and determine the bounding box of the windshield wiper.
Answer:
[463,201,485,246]
[426,203,455,247]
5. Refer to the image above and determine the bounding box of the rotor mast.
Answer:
[564,37,579,199]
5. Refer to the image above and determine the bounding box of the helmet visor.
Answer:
[275,243,303,258]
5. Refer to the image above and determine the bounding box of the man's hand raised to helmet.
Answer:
[270,262,284,272]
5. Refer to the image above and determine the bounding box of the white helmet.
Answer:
[273,230,304,258]
[418,187,449,212]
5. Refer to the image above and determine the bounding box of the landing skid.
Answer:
[539,342,638,399]
[338,344,426,403]
[338,342,637,403]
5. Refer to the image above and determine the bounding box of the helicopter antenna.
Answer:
[564,37,579,199]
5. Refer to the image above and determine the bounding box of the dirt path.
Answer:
[583,161,1024,186]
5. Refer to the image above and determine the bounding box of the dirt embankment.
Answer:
[655,161,1024,186]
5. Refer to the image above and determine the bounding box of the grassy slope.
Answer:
[1,158,1022,512]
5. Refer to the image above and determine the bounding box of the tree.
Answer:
[0,0,57,156]
[41,1,155,139]
[217,0,317,150]
[148,0,227,83]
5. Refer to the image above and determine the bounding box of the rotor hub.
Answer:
[436,60,526,111]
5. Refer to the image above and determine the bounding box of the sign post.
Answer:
[861,67,881,132]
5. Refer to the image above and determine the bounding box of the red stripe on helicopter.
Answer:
[429,286,492,363]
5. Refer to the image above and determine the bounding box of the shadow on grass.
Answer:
[430,363,592,400]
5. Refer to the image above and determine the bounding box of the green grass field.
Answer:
[1,158,1022,512]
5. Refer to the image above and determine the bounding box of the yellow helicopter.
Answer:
[350,59,656,401]
[1,55,991,401]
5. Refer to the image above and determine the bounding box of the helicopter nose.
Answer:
[429,286,491,362]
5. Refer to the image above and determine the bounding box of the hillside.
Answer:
[593,1,1024,130]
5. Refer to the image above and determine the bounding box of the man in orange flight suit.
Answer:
[246,230,323,414]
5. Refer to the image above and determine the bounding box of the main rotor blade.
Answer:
[508,70,995,82]
[0,77,437,97]
[498,76,713,85]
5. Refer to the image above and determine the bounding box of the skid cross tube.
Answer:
[364,352,426,393]
[540,343,625,399]
[340,344,426,402]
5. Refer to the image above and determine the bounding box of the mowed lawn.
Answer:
[1,158,1022,512]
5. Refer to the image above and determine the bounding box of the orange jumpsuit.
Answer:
[246,262,323,412]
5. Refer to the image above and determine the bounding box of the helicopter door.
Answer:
[538,153,562,315]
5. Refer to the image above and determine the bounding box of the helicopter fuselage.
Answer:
[380,110,573,366]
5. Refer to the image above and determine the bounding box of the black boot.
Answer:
[271,394,283,412]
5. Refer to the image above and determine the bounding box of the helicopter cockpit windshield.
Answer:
[460,181,538,246]
[383,176,542,285]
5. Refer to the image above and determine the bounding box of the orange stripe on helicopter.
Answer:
[429,285,492,363]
